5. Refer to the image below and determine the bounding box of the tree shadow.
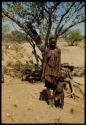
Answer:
[39,89,49,105]
[39,89,61,107]
[21,65,42,83]
[22,72,41,83]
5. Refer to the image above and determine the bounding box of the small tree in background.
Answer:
[64,29,84,46]
[11,30,27,43]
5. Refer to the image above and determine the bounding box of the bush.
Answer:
[11,31,27,42]
[64,29,84,46]
[2,30,29,43]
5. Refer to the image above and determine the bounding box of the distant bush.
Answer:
[64,29,84,46]
[2,30,31,43]
[11,31,27,42]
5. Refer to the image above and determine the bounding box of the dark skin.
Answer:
[42,38,58,101]
[54,81,66,108]
[49,38,57,50]
[42,38,57,79]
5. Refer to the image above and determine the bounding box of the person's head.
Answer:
[49,36,57,49]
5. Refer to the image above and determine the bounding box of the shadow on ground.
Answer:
[21,66,42,83]
[39,89,61,108]
[39,89,49,104]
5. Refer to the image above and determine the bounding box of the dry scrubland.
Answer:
[2,40,85,123]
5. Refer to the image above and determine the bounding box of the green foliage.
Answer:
[2,23,10,35]
[11,31,26,42]
[2,30,28,43]
[2,23,11,42]
[64,29,84,46]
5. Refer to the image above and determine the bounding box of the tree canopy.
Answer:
[2,2,85,64]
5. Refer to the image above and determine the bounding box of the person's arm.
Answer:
[57,48,61,78]
[41,49,47,80]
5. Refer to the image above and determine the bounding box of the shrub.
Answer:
[64,29,84,46]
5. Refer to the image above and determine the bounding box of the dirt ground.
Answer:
[1,42,85,123]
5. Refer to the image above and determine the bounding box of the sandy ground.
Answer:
[1,43,85,123]
[58,43,85,67]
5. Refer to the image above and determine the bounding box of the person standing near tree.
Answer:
[41,36,61,107]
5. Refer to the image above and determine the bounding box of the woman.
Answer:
[41,36,61,107]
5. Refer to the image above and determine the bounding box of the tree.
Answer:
[64,29,84,46]
[2,2,85,64]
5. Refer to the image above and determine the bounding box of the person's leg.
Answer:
[47,88,51,104]
[51,90,55,107]
[45,80,51,99]
[45,80,55,107]
[51,83,57,106]
[60,91,64,109]
[47,88,55,107]
[47,88,51,99]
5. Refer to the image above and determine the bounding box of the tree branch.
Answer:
[55,3,84,38]
[60,19,85,36]
[51,2,61,13]
[32,43,42,64]
[55,24,64,40]
[2,9,42,48]
[43,3,60,47]
[44,15,52,49]
[61,2,84,29]
[43,2,61,15]
[54,2,75,37]
[2,9,23,28]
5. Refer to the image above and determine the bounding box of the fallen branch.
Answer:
[72,79,83,86]
[65,92,80,99]
[73,84,84,99]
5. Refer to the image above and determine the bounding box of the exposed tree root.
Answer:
[65,92,80,99]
